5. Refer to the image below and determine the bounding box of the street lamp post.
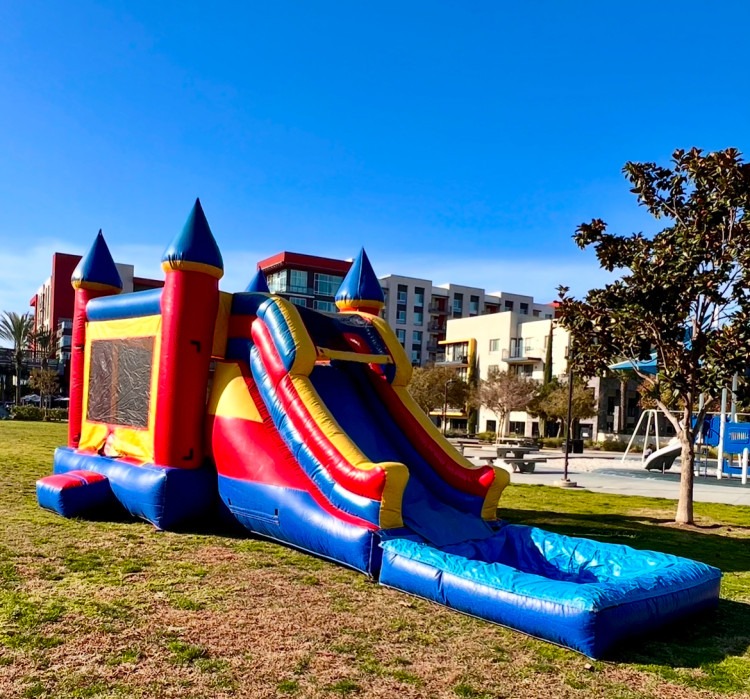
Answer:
[556,336,578,488]
[442,378,457,436]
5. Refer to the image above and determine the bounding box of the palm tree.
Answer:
[0,311,34,405]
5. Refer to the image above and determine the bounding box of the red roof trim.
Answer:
[257,251,352,275]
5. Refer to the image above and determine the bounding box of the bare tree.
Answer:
[474,369,537,439]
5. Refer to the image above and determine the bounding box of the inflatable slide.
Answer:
[37,201,721,658]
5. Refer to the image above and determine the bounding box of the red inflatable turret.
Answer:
[68,232,123,447]
[153,199,224,468]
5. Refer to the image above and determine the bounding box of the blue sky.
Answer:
[1,1,749,319]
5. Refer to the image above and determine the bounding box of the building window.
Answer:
[412,330,423,344]
[469,295,479,315]
[290,269,309,294]
[397,284,408,303]
[509,421,525,436]
[314,300,337,312]
[520,302,529,315]
[485,420,497,434]
[544,313,552,319]
[314,273,343,296]
[396,329,406,346]
[489,338,500,352]
[397,310,406,324]
[414,310,423,326]
[452,293,463,316]
[487,364,500,375]
[289,296,308,308]
[504,300,514,312]
[533,309,540,317]
[266,270,286,293]
[411,349,420,363]
[414,287,425,307]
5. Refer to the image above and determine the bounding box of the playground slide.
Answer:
[207,293,721,657]
[645,440,681,471]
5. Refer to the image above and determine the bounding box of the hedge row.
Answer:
[10,406,69,422]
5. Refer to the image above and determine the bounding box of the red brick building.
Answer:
[28,252,162,392]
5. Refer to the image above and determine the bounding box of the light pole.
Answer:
[442,378,457,436]
[556,335,577,488]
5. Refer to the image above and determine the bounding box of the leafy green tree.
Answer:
[527,378,596,437]
[557,147,750,524]
[0,311,34,405]
[408,366,469,416]
[473,369,537,439]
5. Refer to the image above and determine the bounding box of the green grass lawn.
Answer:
[1,422,749,698]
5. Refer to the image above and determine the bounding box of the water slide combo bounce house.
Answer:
[36,201,721,658]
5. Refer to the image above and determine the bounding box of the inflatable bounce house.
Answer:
[37,200,721,658]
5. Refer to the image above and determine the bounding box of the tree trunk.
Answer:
[675,429,695,525]
[618,379,627,433]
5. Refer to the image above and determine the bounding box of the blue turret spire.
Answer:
[335,248,384,313]
[245,269,270,293]
[161,198,224,278]
[71,231,123,291]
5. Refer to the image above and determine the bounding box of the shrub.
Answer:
[598,439,630,452]
[46,408,69,422]
[12,406,44,421]
[539,437,565,449]
[474,431,496,442]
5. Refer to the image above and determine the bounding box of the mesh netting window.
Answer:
[87,337,155,428]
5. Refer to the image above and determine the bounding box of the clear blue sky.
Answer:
[1,1,749,318]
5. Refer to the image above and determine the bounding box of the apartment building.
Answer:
[255,250,556,368]
[257,251,352,313]
[379,276,555,366]
[441,313,641,439]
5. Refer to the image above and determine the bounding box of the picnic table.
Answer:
[478,443,547,473]
[453,438,482,455]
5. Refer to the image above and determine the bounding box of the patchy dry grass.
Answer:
[0,421,749,698]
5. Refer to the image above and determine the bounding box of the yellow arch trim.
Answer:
[79,314,162,462]
[207,361,262,422]
[161,260,224,279]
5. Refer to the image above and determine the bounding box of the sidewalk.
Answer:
[462,445,750,507]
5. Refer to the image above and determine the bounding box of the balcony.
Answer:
[427,321,443,332]
[436,354,469,367]
[271,284,316,296]
[501,346,543,364]
[426,343,439,353]
[428,304,448,314]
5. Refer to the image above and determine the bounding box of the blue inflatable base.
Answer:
[219,476,379,575]
[53,447,217,530]
[37,470,116,518]
[379,524,722,658]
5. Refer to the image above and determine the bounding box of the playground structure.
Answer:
[623,409,750,484]
[36,201,721,658]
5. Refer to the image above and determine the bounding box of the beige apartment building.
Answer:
[441,312,641,440]
[379,274,554,366]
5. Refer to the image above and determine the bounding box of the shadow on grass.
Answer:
[500,507,750,669]
[498,508,750,573]
[611,598,750,669]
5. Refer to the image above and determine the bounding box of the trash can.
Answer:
[562,439,585,454]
